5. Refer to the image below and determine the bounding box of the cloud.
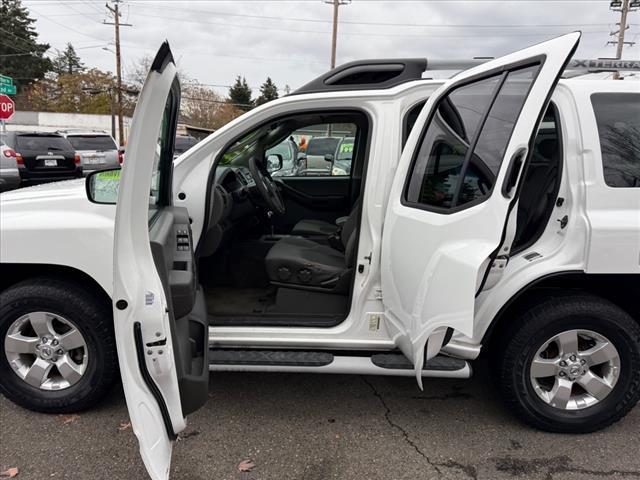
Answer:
[27,0,639,95]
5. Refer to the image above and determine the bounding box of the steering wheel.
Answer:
[248,156,286,215]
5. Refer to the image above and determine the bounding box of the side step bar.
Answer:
[209,349,472,378]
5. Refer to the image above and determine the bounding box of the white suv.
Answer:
[1,34,639,480]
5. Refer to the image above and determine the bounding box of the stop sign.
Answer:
[0,94,15,121]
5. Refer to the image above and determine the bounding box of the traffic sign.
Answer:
[0,75,12,86]
[0,84,16,95]
[0,94,15,121]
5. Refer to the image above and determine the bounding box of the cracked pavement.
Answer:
[1,362,639,479]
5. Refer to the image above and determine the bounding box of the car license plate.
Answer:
[85,155,103,165]
[44,159,57,167]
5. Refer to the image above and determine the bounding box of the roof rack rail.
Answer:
[292,57,640,95]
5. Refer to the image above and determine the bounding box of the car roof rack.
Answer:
[292,57,640,95]
[292,58,488,95]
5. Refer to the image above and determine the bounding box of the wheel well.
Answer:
[0,263,112,308]
[483,272,640,355]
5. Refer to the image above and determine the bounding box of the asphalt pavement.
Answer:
[1,362,639,480]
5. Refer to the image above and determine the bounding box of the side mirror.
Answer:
[324,153,334,163]
[86,168,121,204]
[266,154,283,173]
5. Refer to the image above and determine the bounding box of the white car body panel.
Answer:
[1,52,638,363]
[1,180,116,295]
[380,33,581,383]
[112,50,184,480]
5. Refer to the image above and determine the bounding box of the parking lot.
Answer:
[1,363,638,480]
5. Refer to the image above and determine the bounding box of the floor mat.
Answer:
[205,287,276,315]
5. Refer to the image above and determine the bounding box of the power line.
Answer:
[59,1,103,24]
[124,3,627,29]
[127,10,618,39]
[29,7,110,42]
[0,27,56,59]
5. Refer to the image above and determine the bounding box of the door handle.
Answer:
[501,147,528,198]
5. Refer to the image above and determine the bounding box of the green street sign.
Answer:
[0,84,16,95]
[0,75,13,86]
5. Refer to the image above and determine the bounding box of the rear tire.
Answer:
[0,278,118,413]
[497,294,640,433]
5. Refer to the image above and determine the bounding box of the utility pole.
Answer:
[104,1,132,146]
[607,0,638,79]
[325,0,351,69]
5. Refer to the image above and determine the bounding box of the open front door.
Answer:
[113,43,209,480]
[381,33,580,386]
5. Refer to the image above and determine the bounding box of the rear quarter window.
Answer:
[591,92,640,188]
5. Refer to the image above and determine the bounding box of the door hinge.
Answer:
[483,255,508,291]
[364,252,372,264]
[374,288,383,300]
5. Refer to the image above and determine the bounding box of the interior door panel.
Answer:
[149,206,209,416]
[273,176,351,232]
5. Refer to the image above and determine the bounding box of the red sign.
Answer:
[0,94,15,121]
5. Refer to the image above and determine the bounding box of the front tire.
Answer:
[0,278,118,413]
[497,294,640,433]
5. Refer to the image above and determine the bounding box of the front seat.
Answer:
[265,202,360,293]
[291,198,360,237]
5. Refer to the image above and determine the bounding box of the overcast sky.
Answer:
[23,0,640,96]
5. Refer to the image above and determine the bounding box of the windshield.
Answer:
[16,135,73,152]
[67,135,116,151]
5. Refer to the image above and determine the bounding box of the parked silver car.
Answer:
[0,140,21,192]
[58,130,120,175]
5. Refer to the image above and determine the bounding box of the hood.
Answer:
[1,178,86,204]
[1,178,116,235]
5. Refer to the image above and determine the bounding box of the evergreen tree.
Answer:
[255,77,279,106]
[52,43,85,75]
[228,76,252,111]
[0,0,52,92]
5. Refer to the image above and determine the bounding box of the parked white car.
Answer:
[2,34,640,480]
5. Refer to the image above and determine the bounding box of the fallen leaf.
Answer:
[237,459,255,473]
[59,414,79,425]
[0,467,19,478]
[118,421,131,431]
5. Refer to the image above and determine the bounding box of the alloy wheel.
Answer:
[4,311,89,391]
[529,329,620,410]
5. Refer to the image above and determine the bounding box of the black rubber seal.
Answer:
[133,322,178,441]
[150,41,174,73]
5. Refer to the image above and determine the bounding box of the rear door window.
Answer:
[591,92,640,188]
[16,135,73,152]
[405,64,540,211]
[67,135,117,151]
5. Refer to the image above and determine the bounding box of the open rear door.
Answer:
[112,43,209,479]
[381,33,581,386]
